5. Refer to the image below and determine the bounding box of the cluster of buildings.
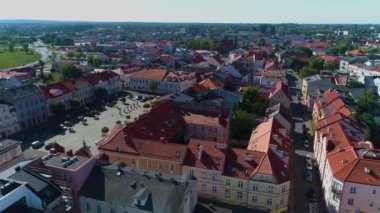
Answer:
[311,89,380,213]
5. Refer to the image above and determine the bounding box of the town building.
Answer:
[79,164,197,213]
[84,71,122,95]
[0,160,64,212]
[0,139,22,166]
[0,103,19,138]
[302,75,335,111]
[312,89,352,121]
[128,69,196,94]
[62,78,94,107]
[268,80,291,109]
[40,82,73,115]
[0,84,48,129]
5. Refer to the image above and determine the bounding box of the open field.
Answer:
[0,44,41,70]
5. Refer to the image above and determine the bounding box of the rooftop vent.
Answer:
[364,167,371,174]
[243,154,252,161]
[215,143,226,149]
[175,151,180,158]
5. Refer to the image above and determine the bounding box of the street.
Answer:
[287,71,327,213]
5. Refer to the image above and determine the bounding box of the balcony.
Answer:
[330,187,342,199]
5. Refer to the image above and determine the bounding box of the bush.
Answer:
[143,103,151,108]
[64,121,72,127]
[116,120,122,124]
[101,126,109,133]
[120,97,126,102]
[126,115,131,119]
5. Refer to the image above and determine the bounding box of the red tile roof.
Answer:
[269,80,291,100]
[314,89,352,118]
[181,109,229,128]
[223,148,265,179]
[305,42,331,48]
[129,69,168,81]
[39,82,73,100]
[198,77,224,90]
[346,49,366,56]
[183,139,226,171]
[84,71,119,86]
[327,147,380,186]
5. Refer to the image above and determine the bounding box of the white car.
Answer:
[305,158,313,171]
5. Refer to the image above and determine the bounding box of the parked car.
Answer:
[31,141,44,149]
[304,170,313,182]
[305,158,313,171]
[304,139,310,148]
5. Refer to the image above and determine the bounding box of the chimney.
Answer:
[197,144,203,161]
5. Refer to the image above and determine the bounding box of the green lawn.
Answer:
[0,50,41,70]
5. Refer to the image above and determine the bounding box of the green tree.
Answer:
[256,38,266,46]
[69,99,81,108]
[230,109,256,140]
[357,89,377,112]
[288,56,309,70]
[148,81,159,92]
[101,126,109,134]
[298,67,317,79]
[309,57,325,71]
[324,61,339,71]
[252,100,268,116]
[88,55,102,68]
[51,102,65,114]
[297,46,313,57]
[8,41,14,52]
[22,43,29,52]
[94,87,108,98]
[61,65,83,80]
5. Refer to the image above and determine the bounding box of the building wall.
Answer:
[0,143,22,166]
[321,160,342,213]
[0,185,43,212]
[12,93,47,129]
[94,77,121,95]
[73,81,93,106]
[340,182,380,213]
[0,104,19,138]
[186,123,229,143]
[46,93,72,116]
[182,166,222,200]
[102,150,183,175]
[269,92,291,109]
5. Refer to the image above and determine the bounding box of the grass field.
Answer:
[0,44,41,70]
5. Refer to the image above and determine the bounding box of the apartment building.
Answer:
[40,82,73,115]
[312,89,352,121]
[268,80,291,109]
[0,84,48,129]
[0,103,19,138]
[84,71,122,95]
[63,78,94,106]
[0,139,22,166]
[128,69,196,94]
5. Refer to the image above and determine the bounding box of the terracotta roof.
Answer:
[181,109,229,128]
[39,82,73,100]
[129,69,168,81]
[269,80,291,100]
[346,49,366,56]
[198,77,224,90]
[183,139,226,171]
[191,83,208,94]
[191,56,206,64]
[305,42,331,48]
[84,71,119,86]
[223,148,265,179]
[328,147,380,186]
[314,89,352,118]
[247,117,292,183]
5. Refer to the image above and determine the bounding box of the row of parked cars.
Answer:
[304,153,313,182]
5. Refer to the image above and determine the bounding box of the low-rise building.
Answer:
[79,164,197,213]
[0,103,19,138]
[268,80,291,109]
[0,160,64,212]
[84,71,121,95]
[0,139,22,166]
[182,108,230,143]
[40,82,73,115]
[0,84,48,129]
[312,89,352,121]
[302,75,334,111]
[128,69,196,94]
[63,78,94,107]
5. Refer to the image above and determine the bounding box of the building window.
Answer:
[132,159,135,165]
[169,164,175,172]
[267,198,272,206]
[225,190,230,198]
[282,185,286,193]
[348,198,354,206]
[370,202,374,207]
[373,189,376,194]
[237,192,243,200]
[252,195,257,203]
[212,186,217,193]
[212,174,217,181]
[97,205,101,213]
[202,171,206,178]
[147,160,152,169]
[350,187,356,194]
[111,208,115,213]
[280,198,284,205]
[253,184,258,191]
[268,186,274,194]
[189,170,194,175]
[201,184,207,192]
[238,181,243,188]
[159,162,163,169]
[226,179,230,186]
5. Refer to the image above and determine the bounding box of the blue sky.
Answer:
[0,0,379,24]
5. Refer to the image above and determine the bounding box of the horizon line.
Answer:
[0,18,380,25]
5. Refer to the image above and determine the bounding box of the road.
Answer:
[287,71,327,213]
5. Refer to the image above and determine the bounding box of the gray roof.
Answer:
[9,169,48,192]
[266,103,292,121]
[0,139,21,155]
[0,84,43,102]
[80,164,194,213]
[43,152,91,171]
[305,76,334,96]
